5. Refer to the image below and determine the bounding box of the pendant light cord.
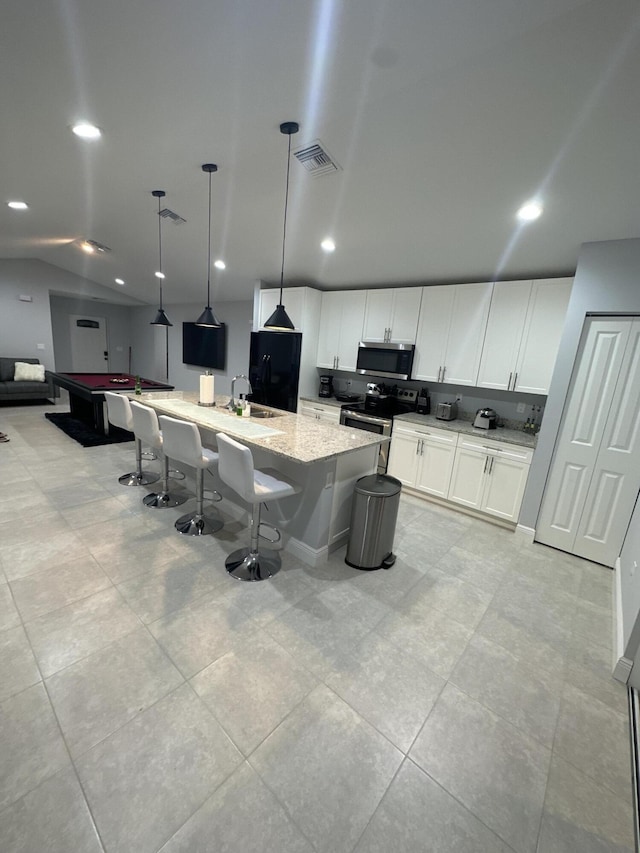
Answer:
[157,194,164,310]
[206,170,212,309]
[279,131,293,300]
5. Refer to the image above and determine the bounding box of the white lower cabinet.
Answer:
[299,401,341,424]
[447,436,533,523]
[388,424,457,499]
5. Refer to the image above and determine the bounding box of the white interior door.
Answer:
[69,315,108,371]
[536,317,640,567]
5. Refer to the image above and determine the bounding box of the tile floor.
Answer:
[0,403,634,853]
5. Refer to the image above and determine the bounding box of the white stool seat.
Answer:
[159,415,222,536]
[216,432,300,581]
[129,401,187,509]
[104,392,159,488]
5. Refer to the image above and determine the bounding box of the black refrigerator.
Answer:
[249,331,302,413]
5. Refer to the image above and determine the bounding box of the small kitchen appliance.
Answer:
[435,401,458,421]
[473,407,497,429]
[318,375,334,398]
[416,388,430,415]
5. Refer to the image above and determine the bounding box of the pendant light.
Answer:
[195,163,222,327]
[264,121,299,330]
[150,190,172,326]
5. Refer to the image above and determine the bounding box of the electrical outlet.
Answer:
[632,560,638,578]
[455,394,462,403]
[516,403,525,413]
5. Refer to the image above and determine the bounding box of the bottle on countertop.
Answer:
[236,394,246,416]
[134,375,142,395]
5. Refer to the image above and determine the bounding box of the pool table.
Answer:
[50,372,174,434]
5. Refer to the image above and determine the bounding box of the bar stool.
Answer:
[216,432,301,582]
[158,415,223,536]
[104,391,159,487]
[129,401,187,509]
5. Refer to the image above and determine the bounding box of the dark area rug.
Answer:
[45,412,134,447]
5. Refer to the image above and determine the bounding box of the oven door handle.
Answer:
[341,410,391,428]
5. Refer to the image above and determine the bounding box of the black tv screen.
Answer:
[182,322,226,369]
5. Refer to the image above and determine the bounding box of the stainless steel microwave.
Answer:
[355,341,415,381]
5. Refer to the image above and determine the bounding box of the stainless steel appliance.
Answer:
[473,407,497,429]
[319,375,333,397]
[340,386,417,473]
[340,407,393,473]
[355,341,415,381]
[249,331,301,413]
[435,401,458,420]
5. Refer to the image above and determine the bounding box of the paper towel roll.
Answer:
[199,373,214,406]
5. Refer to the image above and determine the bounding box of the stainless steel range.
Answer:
[340,386,417,473]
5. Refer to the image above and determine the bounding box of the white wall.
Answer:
[520,237,640,529]
[128,300,253,395]
[0,259,142,369]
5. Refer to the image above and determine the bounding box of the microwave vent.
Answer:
[293,140,341,177]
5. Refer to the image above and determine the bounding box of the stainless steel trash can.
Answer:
[345,473,402,570]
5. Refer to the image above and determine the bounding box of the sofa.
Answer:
[0,357,59,404]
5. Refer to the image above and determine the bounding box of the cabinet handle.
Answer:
[484,456,489,473]
[437,366,441,383]
[513,372,518,390]
[336,356,339,369]
[415,440,420,456]
[508,371,513,391]
[489,456,494,474]
[420,439,424,456]
[441,366,446,382]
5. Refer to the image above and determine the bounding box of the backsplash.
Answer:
[322,368,546,432]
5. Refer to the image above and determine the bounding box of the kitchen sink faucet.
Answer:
[226,375,253,410]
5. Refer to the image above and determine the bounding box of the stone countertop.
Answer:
[394,411,537,448]
[133,392,387,465]
[299,395,358,409]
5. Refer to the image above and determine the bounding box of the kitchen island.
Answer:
[133,392,386,566]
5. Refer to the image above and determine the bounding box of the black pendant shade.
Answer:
[150,190,172,327]
[264,121,299,330]
[195,163,222,328]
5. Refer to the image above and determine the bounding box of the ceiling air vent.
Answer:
[293,140,341,177]
[159,208,187,225]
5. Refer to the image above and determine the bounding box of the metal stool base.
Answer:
[118,471,159,487]
[226,548,281,582]
[143,491,188,509]
[175,511,223,536]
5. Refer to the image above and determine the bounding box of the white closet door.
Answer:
[536,318,635,566]
[573,320,640,565]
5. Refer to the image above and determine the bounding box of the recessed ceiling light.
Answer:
[72,123,102,140]
[81,238,110,254]
[81,241,95,254]
[155,271,165,279]
[115,278,125,286]
[321,238,336,253]
[516,200,542,222]
[214,259,226,270]
[7,200,28,210]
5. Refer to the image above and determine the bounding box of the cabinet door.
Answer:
[390,288,422,343]
[299,403,317,419]
[413,286,454,382]
[387,429,420,486]
[363,289,394,342]
[336,291,366,371]
[317,292,342,368]
[316,406,340,425]
[258,288,305,330]
[481,454,530,522]
[416,433,457,498]
[514,278,572,395]
[477,281,531,391]
[447,445,487,509]
[442,282,493,386]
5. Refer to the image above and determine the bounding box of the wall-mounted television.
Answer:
[182,322,226,369]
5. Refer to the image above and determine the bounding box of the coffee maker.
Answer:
[319,375,334,398]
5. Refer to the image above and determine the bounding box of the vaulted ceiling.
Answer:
[2,0,639,307]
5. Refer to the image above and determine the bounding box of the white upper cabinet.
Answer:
[362,288,422,344]
[257,288,306,331]
[477,278,572,395]
[413,282,492,386]
[316,290,366,372]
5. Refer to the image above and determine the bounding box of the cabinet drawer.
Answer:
[456,435,533,464]
[393,424,457,446]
